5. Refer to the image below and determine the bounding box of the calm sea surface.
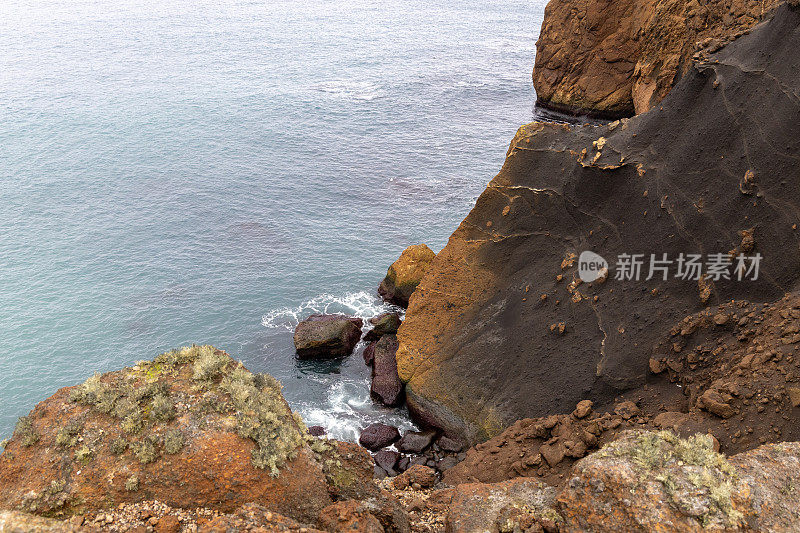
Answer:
[0,0,551,440]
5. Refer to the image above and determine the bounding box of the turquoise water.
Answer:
[0,0,549,440]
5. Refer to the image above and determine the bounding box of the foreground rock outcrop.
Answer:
[558,431,800,532]
[533,0,782,117]
[397,3,800,445]
[0,346,374,524]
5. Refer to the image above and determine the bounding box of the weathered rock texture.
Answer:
[558,431,800,531]
[294,315,364,359]
[533,0,781,117]
[397,3,800,445]
[378,245,436,308]
[370,335,404,407]
[445,477,557,533]
[0,346,370,523]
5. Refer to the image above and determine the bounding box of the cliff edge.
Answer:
[533,0,782,117]
[397,3,800,444]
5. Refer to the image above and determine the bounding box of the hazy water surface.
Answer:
[0,0,549,439]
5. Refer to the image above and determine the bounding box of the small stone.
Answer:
[573,400,593,419]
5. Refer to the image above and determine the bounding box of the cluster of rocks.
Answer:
[293,244,440,476]
[357,423,465,480]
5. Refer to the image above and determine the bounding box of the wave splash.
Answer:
[296,379,417,443]
[261,290,401,331]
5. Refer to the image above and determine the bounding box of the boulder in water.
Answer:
[293,314,363,359]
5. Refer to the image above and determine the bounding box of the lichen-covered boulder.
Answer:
[557,431,800,532]
[0,346,334,522]
[294,314,364,359]
[378,245,436,308]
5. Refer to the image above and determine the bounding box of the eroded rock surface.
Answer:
[294,315,364,359]
[396,3,800,445]
[533,0,781,116]
[0,346,344,523]
[558,431,800,532]
[378,245,436,308]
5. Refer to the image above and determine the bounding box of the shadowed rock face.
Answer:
[533,0,781,117]
[397,4,800,445]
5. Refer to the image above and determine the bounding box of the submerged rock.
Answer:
[293,314,363,359]
[0,346,340,522]
[370,334,404,407]
[378,245,436,308]
[396,4,800,445]
[308,425,327,437]
[533,0,781,117]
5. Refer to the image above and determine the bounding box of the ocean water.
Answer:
[0,0,550,440]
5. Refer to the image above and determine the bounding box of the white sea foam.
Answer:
[297,379,417,443]
[261,290,402,331]
[311,80,387,101]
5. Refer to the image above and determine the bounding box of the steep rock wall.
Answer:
[533,0,781,117]
[397,3,800,444]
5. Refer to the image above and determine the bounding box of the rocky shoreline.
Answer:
[4,2,800,532]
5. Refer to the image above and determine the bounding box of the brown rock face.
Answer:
[317,501,385,533]
[204,503,326,532]
[533,0,780,117]
[445,478,557,533]
[397,4,800,444]
[0,346,337,522]
[378,245,436,308]
[294,314,364,359]
[557,431,800,532]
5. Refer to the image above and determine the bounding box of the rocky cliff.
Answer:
[533,0,781,117]
[0,346,385,525]
[397,2,800,445]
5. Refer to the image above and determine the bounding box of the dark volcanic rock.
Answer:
[374,450,401,474]
[436,457,460,472]
[359,423,401,451]
[308,426,326,437]
[370,334,404,407]
[378,244,436,307]
[397,4,800,445]
[363,341,376,365]
[397,430,437,454]
[364,312,402,342]
[293,314,363,359]
[436,436,463,453]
